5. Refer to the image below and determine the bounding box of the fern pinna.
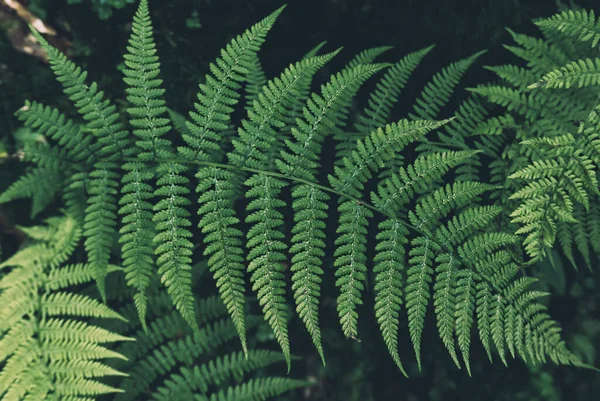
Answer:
[0,0,592,385]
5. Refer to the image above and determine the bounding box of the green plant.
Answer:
[1,1,597,398]
[0,215,131,398]
[106,271,307,401]
[470,8,600,266]
[0,215,304,399]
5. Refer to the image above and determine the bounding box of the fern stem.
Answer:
[127,157,502,278]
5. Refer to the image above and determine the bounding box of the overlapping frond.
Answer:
[277,63,388,361]
[0,1,589,387]
[409,51,486,121]
[179,6,285,162]
[0,165,62,218]
[198,51,339,361]
[509,120,600,261]
[329,119,451,340]
[528,57,600,89]
[0,216,131,401]
[108,275,306,401]
[535,9,600,48]
[0,101,94,220]
[471,17,600,264]
[29,29,130,300]
[334,46,434,165]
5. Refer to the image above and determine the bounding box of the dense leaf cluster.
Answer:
[1,1,598,399]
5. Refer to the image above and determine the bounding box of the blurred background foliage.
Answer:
[0,0,599,400]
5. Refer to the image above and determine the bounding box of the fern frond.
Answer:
[198,51,339,357]
[230,51,339,170]
[244,53,267,110]
[409,51,486,120]
[244,173,290,367]
[109,272,304,401]
[119,0,179,330]
[372,150,480,213]
[484,64,538,88]
[528,57,600,89]
[535,9,600,48]
[181,6,295,354]
[503,29,569,76]
[153,163,197,330]
[0,216,131,400]
[206,377,308,401]
[270,42,332,159]
[196,166,247,350]
[335,46,433,166]
[15,101,95,163]
[276,63,387,361]
[402,182,499,369]
[0,166,62,218]
[153,350,288,400]
[346,46,393,69]
[373,218,409,375]
[278,63,389,179]
[179,6,284,162]
[357,46,434,135]
[119,161,155,329]
[507,120,600,261]
[4,2,589,384]
[114,318,241,401]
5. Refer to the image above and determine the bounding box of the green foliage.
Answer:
[120,0,197,335]
[471,7,600,265]
[0,215,305,401]
[1,2,597,399]
[101,264,307,401]
[535,9,600,48]
[0,216,131,400]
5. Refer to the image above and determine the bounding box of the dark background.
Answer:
[5,0,599,135]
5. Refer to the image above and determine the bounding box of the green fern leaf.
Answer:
[276,63,388,361]
[0,166,62,218]
[529,57,600,89]
[373,218,409,375]
[179,6,285,162]
[30,29,130,300]
[331,119,451,340]
[0,216,131,400]
[535,9,600,48]
[409,51,486,120]
[245,173,290,368]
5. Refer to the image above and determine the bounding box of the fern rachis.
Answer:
[0,2,596,396]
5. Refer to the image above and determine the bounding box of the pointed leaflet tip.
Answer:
[28,24,46,43]
[316,344,326,367]
[303,41,328,59]
[394,355,408,378]
[138,0,149,13]
[271,4,287,20]
[240,335,248,359]
[96,275,107,305]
